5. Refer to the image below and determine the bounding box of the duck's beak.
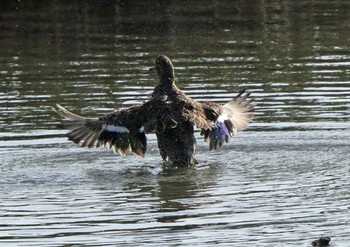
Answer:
[149,66,155,72]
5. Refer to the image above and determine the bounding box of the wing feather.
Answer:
[199,90,254,150]
[53,104,147,157]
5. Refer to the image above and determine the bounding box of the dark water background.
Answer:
[1,1,350,246]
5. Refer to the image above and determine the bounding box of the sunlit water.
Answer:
[1,1,350,246]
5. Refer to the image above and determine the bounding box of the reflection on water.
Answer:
[1,1,350,246]
[1,130,350,246]
[1,0,350,133]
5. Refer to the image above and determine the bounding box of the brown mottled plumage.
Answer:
[53,55,254,167]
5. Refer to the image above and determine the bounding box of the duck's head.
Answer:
[150,55,175,82]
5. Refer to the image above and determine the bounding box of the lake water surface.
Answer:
[1,1,350,246]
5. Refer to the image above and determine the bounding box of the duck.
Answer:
[53,55,254,167]
[311,237,331,246]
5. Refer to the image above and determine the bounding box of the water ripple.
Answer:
[1,1,350,246]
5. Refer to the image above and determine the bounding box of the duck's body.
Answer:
[152,85,198,166]
[54,55,254,167]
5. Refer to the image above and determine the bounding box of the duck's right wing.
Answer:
[53,104,147,157]
[198,90,254,150]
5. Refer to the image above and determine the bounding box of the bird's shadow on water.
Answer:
[86,159,221,189]
[86,159,222,218]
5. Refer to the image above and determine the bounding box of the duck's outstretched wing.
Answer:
[53,104,147,157]
[198,89,254,150]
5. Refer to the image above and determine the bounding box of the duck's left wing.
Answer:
[53,104,147,157]
[198,90,254,150]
